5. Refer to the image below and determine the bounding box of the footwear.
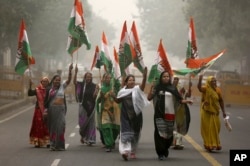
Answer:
[105,148,111,152]
[50,147,55,151]
[80,138,84,144]
[57,148,65,151]
[173,145,184,150]
[158,155,165,160]
[122,153,128,161]
[87,142,93,146]
[130,153,136,159]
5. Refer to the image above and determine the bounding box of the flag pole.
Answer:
[98,68,102,83]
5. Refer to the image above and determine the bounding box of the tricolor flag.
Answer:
[185,17,198,67]
[118,21,133,76]
[187,49,226,69]
[174,50,226,76]
[15,19,35,75]
[148,39,173,83]
[100,32,112,74]
[67,0,91,55]
[173,68,203,76]
[90,45,102,70]
[130,21,145,73]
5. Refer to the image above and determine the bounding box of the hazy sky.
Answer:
[88,0,185,71]
[88,0,138,46]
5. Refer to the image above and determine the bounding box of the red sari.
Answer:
[29,84,49,147]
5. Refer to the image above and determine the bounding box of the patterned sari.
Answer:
[75,81,97,144]
[45,82,68,150]
[28,84,49,147]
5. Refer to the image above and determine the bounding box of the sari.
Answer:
[28,84,49,147]
[75,81,97,144]
[200,77,222,151]
[99,82,120,150]
[45,82,68,150]
[117,85,149,155]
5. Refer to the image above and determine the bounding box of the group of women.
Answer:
[28,64,227,160]
[28,63,73,151]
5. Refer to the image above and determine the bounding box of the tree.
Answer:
[184,0,250,71]
[0,0,116,72]
[136,0,188,57]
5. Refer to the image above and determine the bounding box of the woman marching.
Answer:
[44,63,73,151]
[73,65,99,145]
[28,77,50,148]
[147,71,193,160]
[197,74,226,152]
[112,67,149,161]
[98,73,121,152]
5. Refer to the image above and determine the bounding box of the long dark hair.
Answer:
[48,74,60,89]
[124,74,135,84]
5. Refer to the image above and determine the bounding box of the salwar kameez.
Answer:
[98,82,120,151]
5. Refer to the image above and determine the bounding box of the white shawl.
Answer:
[117,85,150,115]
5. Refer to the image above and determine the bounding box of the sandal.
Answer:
[130,153,136,159]
[122,153,128,161]
[80,138,84,144]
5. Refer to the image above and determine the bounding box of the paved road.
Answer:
[0,100,249,166]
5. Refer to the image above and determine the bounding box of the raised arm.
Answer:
[147,84,155,101]
[139,67,148,91]
[28,79,36,96]
[66,63,73,85]
[73,64,78,85]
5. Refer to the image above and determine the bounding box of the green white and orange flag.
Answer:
[174,50,226,76]
[187,49,226,69]
[90,45,102,70]
[15,19,35,75]
[130,21,145,74]
[185,17,198,67]
[118,21,133,76]
[113,47,121,79]
[100,32,112,74]
[67,0,91,55]
[148,39,173,83]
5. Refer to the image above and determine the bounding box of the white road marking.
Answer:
[237,116,243,120]
[51,159,60,166]
[69,133,76,137]
[65,144,69,149]
[0,105,33,124]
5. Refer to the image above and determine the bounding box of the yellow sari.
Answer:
[200,76,223,151]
